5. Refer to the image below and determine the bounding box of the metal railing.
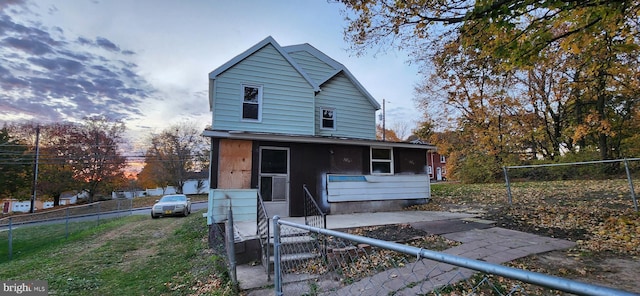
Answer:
[1,199,134,261]
[272,217,636,296]
[302,184,326,229]
[256,192,271,280]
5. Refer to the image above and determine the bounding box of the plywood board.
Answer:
[218,139,252,189]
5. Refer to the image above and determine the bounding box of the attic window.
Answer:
[320,107,335,130]
[242,84,262,121]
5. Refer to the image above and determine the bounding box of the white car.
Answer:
[151,194,191,218]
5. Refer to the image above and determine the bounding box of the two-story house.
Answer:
[203,36,436,229]
[427,151,447,181]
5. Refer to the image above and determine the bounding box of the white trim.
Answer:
[241,84,262,122]
[370,146,394,175]
[320,107,336,130]
[209,36,320,92]
[258,146,291,208]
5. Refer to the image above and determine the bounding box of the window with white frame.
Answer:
[440,155,446,163]
[427,165,433,175]
[242,84,262,121]
[370,147,393,175]
[320,107,335,130]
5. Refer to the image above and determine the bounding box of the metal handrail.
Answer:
[302,184,326,230]
[256,192,270,281]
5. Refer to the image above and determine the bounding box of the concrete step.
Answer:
[267,252,322,273]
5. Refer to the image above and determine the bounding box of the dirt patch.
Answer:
[510,251,640,294]
[484,207,590,240]
[342,223,428,242]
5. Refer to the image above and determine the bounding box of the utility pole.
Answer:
[30,126,40,213]
[382,99,386,141]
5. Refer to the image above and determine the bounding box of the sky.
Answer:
[0,0,424,145]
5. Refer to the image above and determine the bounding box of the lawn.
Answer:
[0,211,235,295]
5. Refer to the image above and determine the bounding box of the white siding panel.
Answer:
[326,174,430,202]
[316,73,377,139]
[212,44,315,135]
[207,189,258,224]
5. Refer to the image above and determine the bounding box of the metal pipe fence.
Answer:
[272,217,636,296]
[503,158,639,212]
[0,199,133,261]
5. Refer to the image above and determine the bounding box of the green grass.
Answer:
[0,218,114,263]
[0,211,234,295]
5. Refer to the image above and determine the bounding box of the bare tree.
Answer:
[143,122,209,194]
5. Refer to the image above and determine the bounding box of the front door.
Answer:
[259,147,290,217]
[436,167,442,181]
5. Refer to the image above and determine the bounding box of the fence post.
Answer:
[225,208,237,286]
[97,202,101,225]
[273,215,283,296]
[8,217,12,261]
[65,208,70,239]
[503,166,513,206]
[623,159,638,212]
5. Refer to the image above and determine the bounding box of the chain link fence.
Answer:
[503,158,640,212]
[272,217,636,296]
[208,209,240,293]
[0,199,133,262]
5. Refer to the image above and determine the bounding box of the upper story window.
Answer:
[370,147,393,175]
[242,84,262,121]
[440,155,446,163]
[320,107,335,130]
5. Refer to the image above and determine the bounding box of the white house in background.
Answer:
[114,173,210,198]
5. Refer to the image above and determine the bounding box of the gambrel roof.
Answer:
[208,36,381,110]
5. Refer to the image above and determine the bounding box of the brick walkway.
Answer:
[328,226,576,295]
[243,213,578,295]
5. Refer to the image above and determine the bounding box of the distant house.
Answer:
[1,199,53,214]
[427,151,447,181]
[60,191,80,205]
[203,36,437,227]
[182,171,209,194]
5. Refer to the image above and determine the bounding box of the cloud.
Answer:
[0,0,154,124]
[95,36,120,52]
[3,36,54,55]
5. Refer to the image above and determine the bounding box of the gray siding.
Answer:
[212,44,315,135]
[315,72,377,139]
